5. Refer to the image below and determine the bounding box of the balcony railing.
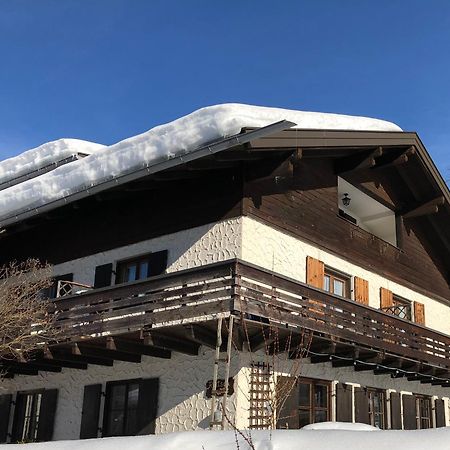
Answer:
[51,259,450,372]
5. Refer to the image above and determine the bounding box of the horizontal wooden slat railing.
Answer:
[51,259,450,370]
[234,262,450,369]
[52,261,236,339]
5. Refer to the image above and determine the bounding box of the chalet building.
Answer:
[0,104,449,442]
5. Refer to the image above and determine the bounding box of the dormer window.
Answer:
[338,177,397,246]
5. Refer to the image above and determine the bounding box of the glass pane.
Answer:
[127,383,139,410]
[333,279,344,296]
[107,410,124,436]
[323,276,330,292]
[299,383,310,407]
[314,410,327,423]
[374,413,384,429]
[126,265,137,282]
[138,262,149,280]
[299,409,311,428]
[126,409,138,435]
[314,385,328,408]
[110,385,126,410]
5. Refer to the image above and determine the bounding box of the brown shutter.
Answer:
[0,394,12,443]
[336,383,352,422]
[402,394,417,430]
[79,384,102,439]
[380,287,394,309]
[435,399,445,428]
[414,302,425,325]
[354,387,370,424]
[276,376,299,429]
[306,256,325,289]
[390,392,402,430]
[137,378,159,435]
[354,277,369,305]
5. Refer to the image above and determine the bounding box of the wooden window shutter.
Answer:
[79,384,102,439]
[276,376,299,429]
[354,387,370,424]
[36,389,58,442]
[380,287,394,309]
[435,399,446,428]
[306,256,325,289]
[335,383,352,422]
[402,394,417,430]
[137,378,159,435]
[0,394,12,443]
[11,394,26,443]
[390,392,402,430]
[148,250,169,277]
[94,263,113,289]
[354,277,369,305]
[414,302,425,325]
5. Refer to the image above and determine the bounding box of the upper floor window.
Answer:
[323,267,350,298]
[392,295,412,321]
[338,177,397,247]
[115,250,168,285]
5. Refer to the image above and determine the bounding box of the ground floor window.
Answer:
[416,396,432,429]
[276,377,331,429]
[368,389,386,429]
[11,389,58,443]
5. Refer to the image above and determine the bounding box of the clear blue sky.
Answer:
[0,0,449,179]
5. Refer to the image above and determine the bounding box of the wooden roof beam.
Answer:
[106,336,171,359]
[402,196,445,219]
[143,331,200,356]
[373,146,416,170]
[335,147,383,174]
[75,342,142,363]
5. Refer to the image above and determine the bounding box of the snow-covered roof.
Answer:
[0,104,402,227]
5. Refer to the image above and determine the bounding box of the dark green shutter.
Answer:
[94,264,113,288]
[148,251,168,277]
[36,389,58,442]
[336,383,352,422]
[402,394,417,430]
[11,393,26,443]
[276,376,299,429]
[137,378,159,435]
[354,387,370,424]
[79,384,102,439]
[390,392,402,430]
[0,394,12,443]
[435,399,446,428]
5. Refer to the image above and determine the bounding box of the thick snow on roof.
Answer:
[0,104,402,225]
[1,428,449,450]
[0,138,104,187]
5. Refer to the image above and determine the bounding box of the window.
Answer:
[11,390,58,443]
[392,295,412,321]
[101,378,158,437]
[323,268,350,298]
[14,392,42,442]
[104,380,140,436]
[416,396,432,429]
[298,379,331,428]
[368,389,386,429]
[115,250,168,284]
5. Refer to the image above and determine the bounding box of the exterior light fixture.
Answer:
[342,193,351,206]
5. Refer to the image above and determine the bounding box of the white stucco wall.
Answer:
[52,218,243,286]
[241,216,450,336]
[0,348,242,440]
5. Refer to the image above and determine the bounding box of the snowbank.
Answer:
[1,428,449,450]
[0,104,402,225]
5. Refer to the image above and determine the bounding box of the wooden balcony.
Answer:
[4,260,450,385]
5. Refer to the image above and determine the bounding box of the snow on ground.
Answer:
[1,427,449,450]
[0,103,402,225]
[0,139,104,186]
